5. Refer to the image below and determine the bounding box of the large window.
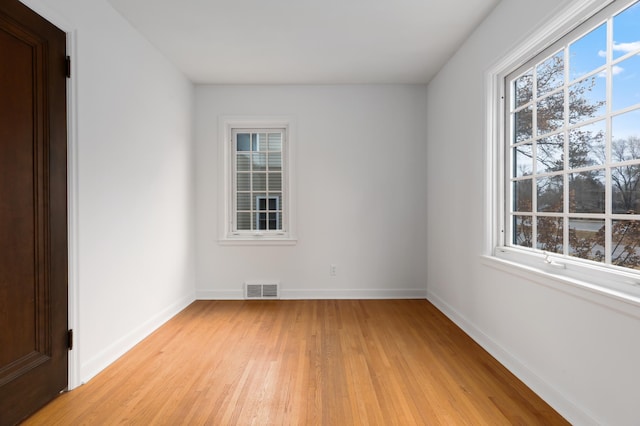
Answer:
[493,0,640,295]
[219,118,296,244]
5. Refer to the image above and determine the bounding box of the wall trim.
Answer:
[426,290,600,426]
[80,293,195,384]
[196,288,427,300]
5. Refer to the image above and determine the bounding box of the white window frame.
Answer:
[485,0,640,304]
[218,116,297,245]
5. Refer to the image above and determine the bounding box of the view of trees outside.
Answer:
[509,1,640,270]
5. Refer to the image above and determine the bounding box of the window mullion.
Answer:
[604,16,614,264]
[563,45,571,256]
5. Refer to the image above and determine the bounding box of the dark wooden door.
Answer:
[0,0,68,424]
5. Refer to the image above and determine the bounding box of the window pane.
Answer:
[537,134,564,173]
[237,212,251,230]
[568,23,606,81]
[537,175,563,212]
[569,120,605,168]
[569,75,606,124]
[237,153,250,171]
[268,213,277,230]
[537,92,564,135]
[268,153,282,171]
[268,133,282,151]
[612,220,640,269]
[613,2,640,60]
[237,192,250,211]
[612,165,640,213]
[253,193,267,210]
[569,170,605,213]
[252,153,267,171]
[256,212,267,230]
[513,216,533,248]
[268,212,282,230]
[536,52,564,97]
[612,54,640,112]
[514,144,533,177]
[237,173,250,191]
[612,109,640,163]
[252,133,268,152]
[268,197,278,210]
[514,179,532,212]
[253,173,266,191]
[237,133,251,151]
[513,69,533,109]
[268,173,282,191]
[569,219,605,262]
[537,216,563,253]
[513,106,532,143]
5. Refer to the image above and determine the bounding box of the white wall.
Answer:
[19,0,196,384]
[195,85,428,299]
[426,0,640,425]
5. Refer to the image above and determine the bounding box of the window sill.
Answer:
[218,236,298,246]
[481,254,640,319]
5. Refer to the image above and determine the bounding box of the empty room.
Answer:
[1,0,639,424]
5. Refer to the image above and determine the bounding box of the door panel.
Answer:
[0,0,68,424]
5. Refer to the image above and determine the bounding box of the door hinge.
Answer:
[65,56,71,78]
[67,329,73,350]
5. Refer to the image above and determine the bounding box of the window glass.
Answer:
[514,179,533,212]
[514,106,533,142]
[513,70,533,109]
[513,216,533,248]
[612,109,640,162]
[514,144,533,177]
[569,170,605,213]
[537,175,563,212]
[612,55,640,111]
[568,120,606,169]
[536,52,564,97]
[613,2,640,60]
[237,133,251,151]
[537,216,563,253]
[568,218,605,261]
[569,23,606,81]
[612,165,640,213]
[569,74,606,124]
[537,134,564,173]
[537,92,564,135]
[612,220,640,269]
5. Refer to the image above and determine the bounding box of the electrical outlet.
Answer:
[330,264,337,276]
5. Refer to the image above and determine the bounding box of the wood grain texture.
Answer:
[24,300,568,425]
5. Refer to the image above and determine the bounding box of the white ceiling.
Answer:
[108,0,500,85]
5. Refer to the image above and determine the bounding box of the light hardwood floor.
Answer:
[25,300,568,425]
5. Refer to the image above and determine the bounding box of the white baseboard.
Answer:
[80,292,195,384]
[196,288,427,300]
[426,290,599,426]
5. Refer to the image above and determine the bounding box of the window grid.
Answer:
[506,0,640,271]
[232,130,284,233]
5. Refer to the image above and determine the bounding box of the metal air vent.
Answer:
[244,282,280,299]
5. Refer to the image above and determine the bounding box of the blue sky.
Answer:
[567,1,640,139]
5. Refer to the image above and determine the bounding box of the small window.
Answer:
[491,0,640,297]
[219,118,296,244]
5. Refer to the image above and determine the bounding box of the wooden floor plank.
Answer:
[24,300,569,425]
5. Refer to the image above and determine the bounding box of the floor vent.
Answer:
[244,282,280,300]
